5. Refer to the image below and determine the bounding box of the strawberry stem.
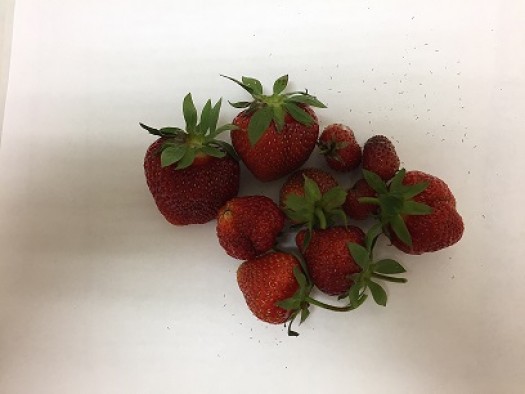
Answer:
[371,273,407,283]
[305,296,355,312]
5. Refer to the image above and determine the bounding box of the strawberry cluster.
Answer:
[141,75,464,336]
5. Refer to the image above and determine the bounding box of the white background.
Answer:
[1,1,524,393]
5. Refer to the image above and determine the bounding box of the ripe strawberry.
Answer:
[343,178,379,220]
[361,169,464,254]
[296,226,365,296]
[141,94,240,225]
[362,135,400,181]
[279,168,338,208]
[389,170,463,254]
[216,196,285,260]
[223,75,326,181]
[237,252,301,324]
[318,123,362,172]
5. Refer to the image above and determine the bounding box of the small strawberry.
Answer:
[362,135,400,181]
[296,226,365,296]
[237,252,301,324]
[318,123,362,172]
[216,196,285,260]
[361,169,464,254]
[279,168,338,208]
[223,75,326,181]
[141,94,240,225]
[343,178,378,220]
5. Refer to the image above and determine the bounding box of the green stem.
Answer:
[305,296,355,312]
[372,273,407,283]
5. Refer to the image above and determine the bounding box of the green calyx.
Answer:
[344,224,408,309]
[283,176,348,247]
[140,93,239,169]
[359,169,433,247]
[318,140,349,163]
[222,74,326,146]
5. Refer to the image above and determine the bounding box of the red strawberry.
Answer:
[224,75,326,181]
[279,168,338,208]
[389,171,463,254]
[343,178,378,220]
[296,226,365,296]
[216,196,285,260]
[362,135,400,181]
[237,252,301,324]
[141,94,240,225]
[318,123,362,172]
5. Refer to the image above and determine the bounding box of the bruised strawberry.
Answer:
[237,252,301,324]
[343,178,378,220]
[296,226,365,296]
[279,168,338,208]
[362,135,400,181]
[141,94,240,225]
[224,75,326,181]
[318,123,362,172]
[216,196,285,260]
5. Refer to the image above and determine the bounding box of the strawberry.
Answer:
[216,196,285,260]
[141,94,240,225]
[361,169,464,254]
[296,226,365,296]
[343,178,379,220]
[279,168,338,208]
[318,123,362,172]
[362,135,400,181]
[237,252,301,324]
[223,75,326,181]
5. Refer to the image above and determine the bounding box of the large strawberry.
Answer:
[216,196,285,260]
[361,169,464,254]
[141,94,240,225]
[223,75,326,181]
[318,123,362,172]
[296,226,365,296]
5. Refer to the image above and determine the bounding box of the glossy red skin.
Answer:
[391,171,463,254]
[144,139,240,225]
[296,226,365,296]
[237,252,300,324]
[279,168,338,208]
[343,178,379,220]
[216,196,285,260]
[319,124,362,172]
[231,106,319,182]
[362,135,400,181]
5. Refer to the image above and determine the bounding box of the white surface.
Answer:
[1,1,525,393]
[0,0,15,138]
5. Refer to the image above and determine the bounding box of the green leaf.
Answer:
[213,123,238,137]
[140,122,161,136]
[357,197,380,205]
[330,208,348,227]
[160,146,187,167]
[247,106,273,145]
[299,307,310,324]
[401,201,433,215]
[348,243,370,270]
[242,76,263,95]
[390,214,412,246]
[302,229,313,250]
[320,186,347,210]
[272,105,286,131]
[228,101,252,109]
[209,99,222,134]
[284,194,308,211]
[293,266,307,289]
[200,145,226,158]
[368,281,387,306]
[286,93,327,108]
[348,281,364,307]
[285,209,311,224]
[400,181,430,199]
[303,176,322,202]
[197,99,212,134]
[220,74,255,94]
[283,102,314,125]
[277,296,301,310]
[182,93,198,132]
[374,259,406,274]
[365,223,383,252]
[208,140,239,161]
[363,170,388,194]
[273,75,289,94]
[379,194,404,216]
[175,148,196,170]
[314,208,327,229]
[159,127,185,136]
[389,168,406,192]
